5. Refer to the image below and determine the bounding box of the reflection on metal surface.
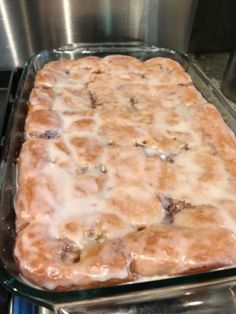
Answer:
[0,0,198,68]
[19,0,34,56]
[8,298,13,314]
[183,300,203,307]
[63,0,73,44]
[0,0,18,66]
[38,306,54,314]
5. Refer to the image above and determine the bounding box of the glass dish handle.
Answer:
[53,41,146,54]
[54,283,236,314]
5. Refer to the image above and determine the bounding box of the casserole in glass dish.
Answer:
[1,43,236,313]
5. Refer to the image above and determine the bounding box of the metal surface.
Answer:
[55,285,236,314]
[10,296,38,314]
[0,70,10,118]
[38,307,53,314]
[9,296,52,314]
[0,0,198,68]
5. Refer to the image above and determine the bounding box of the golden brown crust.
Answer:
[124,226,236,276]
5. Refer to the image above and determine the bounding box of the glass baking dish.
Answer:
[1,43,236,313]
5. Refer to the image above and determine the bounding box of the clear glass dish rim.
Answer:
[1,43,236,308]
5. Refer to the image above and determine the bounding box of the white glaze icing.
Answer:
[15,55,236,290]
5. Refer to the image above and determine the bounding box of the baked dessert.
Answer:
[14,55,236,291]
